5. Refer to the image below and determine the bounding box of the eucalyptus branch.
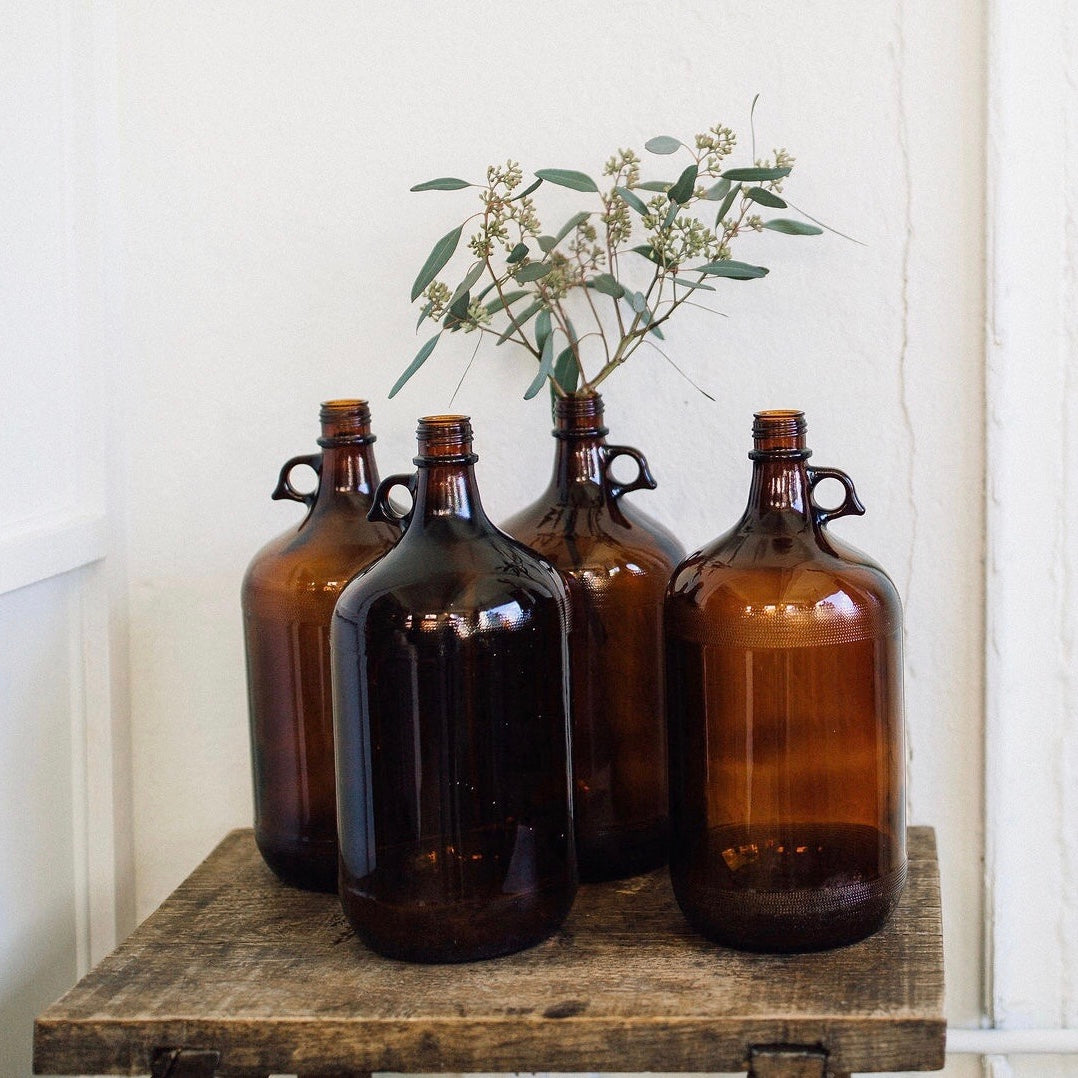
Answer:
[395,121,825,402]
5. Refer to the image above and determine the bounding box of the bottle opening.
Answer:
[318,399,375,446]
[415,415,478,464]
[750,409,810,459]
[553,392,608,438]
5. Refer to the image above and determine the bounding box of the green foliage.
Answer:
[399,121,825,399]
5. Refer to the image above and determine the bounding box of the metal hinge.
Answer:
[150,1047,221,1077]
[748,1044,835,1078]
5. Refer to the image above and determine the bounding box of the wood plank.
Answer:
[34,827,945,1076]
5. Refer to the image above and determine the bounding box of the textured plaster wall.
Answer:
[112,0,986,1053]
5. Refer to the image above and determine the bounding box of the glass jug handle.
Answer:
[368,473,418,532]
[271,452,323,510]
[807,465,866,527]
[602,445,657,502]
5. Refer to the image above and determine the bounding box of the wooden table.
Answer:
[34,827,945,1078]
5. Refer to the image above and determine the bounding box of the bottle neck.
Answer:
[411,415,490,527]
[313,400,380,509]
[413,463,489,524]
[743,409,813,523]
[745,456,812,519]
[549,392,609,498]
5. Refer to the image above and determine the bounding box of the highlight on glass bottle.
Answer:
[502,391,684,881]
[331,415,576,963]
[665,409,907,952]
[241,399,397,892]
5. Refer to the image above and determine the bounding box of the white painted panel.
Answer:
[0,574,79,1078]
[985,0,1078,1031]
[1006,1058,1078,1078]
[0,2,86,529]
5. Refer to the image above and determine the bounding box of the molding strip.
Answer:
[0,511,107,597]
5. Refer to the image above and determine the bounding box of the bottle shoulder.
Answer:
[503,494,684,576]
[242,508,397,600]
[667,522,901,644]
[333,520,568,625]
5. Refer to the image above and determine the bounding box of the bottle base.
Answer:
[340,876,577,963]
[255,831,338,894]
[577,818,669,883]
[671,822,907,952]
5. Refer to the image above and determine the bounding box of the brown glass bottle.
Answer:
[332,416,576,963]
[502,392,684,881]
[665,410,906,952]
[241,400,397,892]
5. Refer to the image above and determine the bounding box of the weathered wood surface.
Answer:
[34,827,945,1076]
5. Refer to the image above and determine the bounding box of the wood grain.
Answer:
[34,827,944,1076]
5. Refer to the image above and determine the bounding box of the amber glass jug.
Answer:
[665,410,906,952]
[503,392,683,881]
[332,415,576,963]
[242,400,397,892]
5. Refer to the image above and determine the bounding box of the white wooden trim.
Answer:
[0,511,107,597]
[985,0,1075,1030]
[949,1029,1078,1055]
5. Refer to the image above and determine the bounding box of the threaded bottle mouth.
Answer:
[553,392,608,438]
[318,398,375,446]
[415,415,478,464]
[749,409,810,459]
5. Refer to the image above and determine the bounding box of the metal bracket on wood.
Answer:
[748,1044,837,1078]
[150,1047,222,1077]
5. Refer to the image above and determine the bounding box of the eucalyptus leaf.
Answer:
[552,211,591,247]
[762,218,824,236]
[538,235,556,253]
[636,180,672,193]
[497,300,543,344]
[524,332,556,400]
[449,262,485,306]
[627,290,647,314]
[447,288,471,326]
[693,259,769,280]
[632,244,665,266]
[588,273,625,298]
[511,177,543,200]
[534,168,598,193]
[701,178,732,201]
[535,308,552,352]
[411,224,463,302]
[415,300,433,330]
[484,289,528,316]
[389,332,441,398]
[746,186,787,209]
[515,262,553,283]
[507,242,529,263]
[553,345,579,396]
[410,177,472,192]
[614,186,649,214]
[715,184,740,223]
[667,163,698,205]
[662,203,679,231]
[721,166,792,182]
[637,305,664,338]
[672,276,717,292]
[644,135,682,155]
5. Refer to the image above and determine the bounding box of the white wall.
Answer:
[0,4,130,1075]
[3,1,1076,1076]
